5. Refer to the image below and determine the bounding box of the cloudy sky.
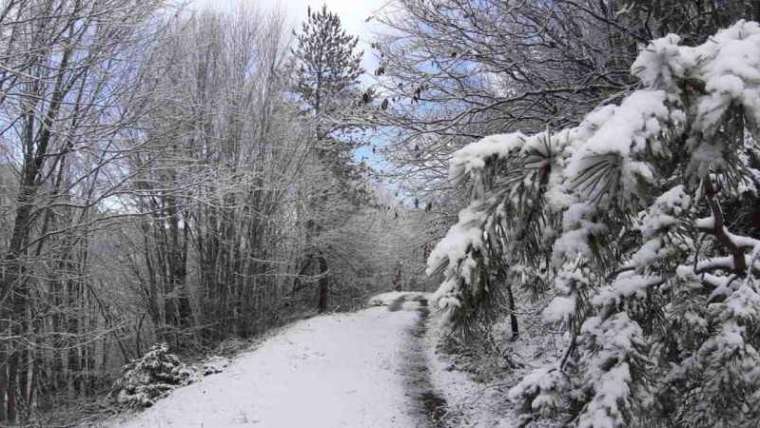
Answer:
[264,0,384,39]
[193,0,386,48]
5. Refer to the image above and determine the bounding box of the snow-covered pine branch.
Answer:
[428,20,760,427]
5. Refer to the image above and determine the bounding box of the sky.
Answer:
[263,0,385,41]
[193,0,386,58]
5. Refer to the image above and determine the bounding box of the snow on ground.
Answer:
[368,291,429,307]
[110,306,421,428]
[424,314,513,428]
[424,308,564,428]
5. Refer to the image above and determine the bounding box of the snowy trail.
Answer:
[112,305,425,428]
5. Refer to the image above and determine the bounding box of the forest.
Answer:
[1,0,760,427]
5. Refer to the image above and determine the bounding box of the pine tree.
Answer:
[291,4,365,182]
[292,5,363,119]
[291,5,366,313]
[429,20,760,427]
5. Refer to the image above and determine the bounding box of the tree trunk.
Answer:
[317,255,329,313]
[506,281,519,340]
[0,344,7,421]
[7,350,18,423]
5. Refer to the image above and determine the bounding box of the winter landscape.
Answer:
[2,0,760,427]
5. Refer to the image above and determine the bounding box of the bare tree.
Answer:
[360,0,760,200]
[0,0,164,420]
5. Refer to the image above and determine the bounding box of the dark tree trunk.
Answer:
[7,350,18,423]
[506,281,519,340]
[0,344,6,421]
[317,255,329,313]
[496,266,519,340]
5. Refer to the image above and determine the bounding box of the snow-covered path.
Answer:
[113,306,423,428]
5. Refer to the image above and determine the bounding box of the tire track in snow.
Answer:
[389,295,450,428]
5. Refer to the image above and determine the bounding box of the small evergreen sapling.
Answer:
[110,343,196,408]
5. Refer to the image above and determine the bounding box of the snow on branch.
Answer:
[429,19,760,427]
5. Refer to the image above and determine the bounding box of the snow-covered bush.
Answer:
[508,367,569,424]
[202,355,230,376]
[428,20,760,427]
[110,343,197,408]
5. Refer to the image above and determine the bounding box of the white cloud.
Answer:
[194,0,382,40]
[192,0,384,72]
